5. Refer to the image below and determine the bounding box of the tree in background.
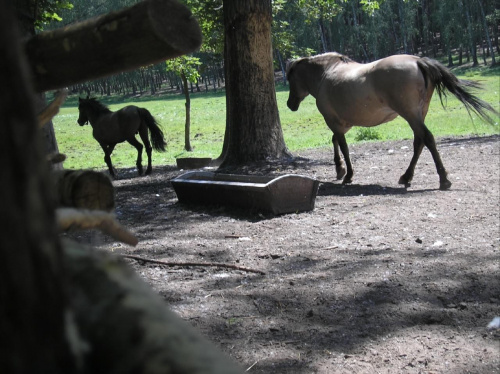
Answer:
[44,0,499,98]
[166,56,202,151]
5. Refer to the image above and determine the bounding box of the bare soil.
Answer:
[69,135,500,373]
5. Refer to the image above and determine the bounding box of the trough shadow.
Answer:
[317,182,436,197]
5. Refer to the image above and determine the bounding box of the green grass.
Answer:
[53,68,499,171]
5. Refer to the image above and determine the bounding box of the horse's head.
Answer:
[286,58,310,111]
[77,97,90,126]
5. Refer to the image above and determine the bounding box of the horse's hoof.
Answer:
[342,177,353,185]
[439,180,452,190]
[336,167,346,180]
[145,169,152,176]
[398,175,411,187]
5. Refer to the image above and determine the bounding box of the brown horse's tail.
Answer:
[417,57,498,125]
[138,108,167,152]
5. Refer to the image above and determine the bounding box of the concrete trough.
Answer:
[171,171,320,215]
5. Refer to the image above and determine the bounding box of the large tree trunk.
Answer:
[218,0,290,168]
[1,2,242,372]
[0,3,77,371]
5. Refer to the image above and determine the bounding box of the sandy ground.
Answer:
[69,135,499,373]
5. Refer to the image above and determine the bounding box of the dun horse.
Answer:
[286,53,498,190]
[77,97,166,177]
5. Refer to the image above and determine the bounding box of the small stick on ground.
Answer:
[122,254,266,275]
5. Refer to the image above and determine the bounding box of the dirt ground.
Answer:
[69,135,499,373]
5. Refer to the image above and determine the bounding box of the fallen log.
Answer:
[64,239,243,373]
[53,170,115,211]
[24,0,202,92]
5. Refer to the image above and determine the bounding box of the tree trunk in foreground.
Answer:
[219,0,290,168]
[15,2,64,170]
[1,2,241,373]
[0,3,76,371]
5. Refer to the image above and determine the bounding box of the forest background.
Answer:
[42,0,499,169]
[44,0,498,97]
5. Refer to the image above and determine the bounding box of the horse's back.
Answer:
[93,106,142,144]
[368,55,423,87]
[317,54,428,129]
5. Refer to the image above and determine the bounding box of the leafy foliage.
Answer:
[166,56,202,83]
[42,0,498,97]
[354,127,382,141]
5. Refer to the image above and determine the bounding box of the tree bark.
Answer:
[15,3,64,170]
[476,0,496,65]
[463,0,479,66]
[0,3,77,371]
[218,0,290,168]
[1,2,243,372]
[24,0,202,92]
[397,0,409,54]
[182,71,193,151]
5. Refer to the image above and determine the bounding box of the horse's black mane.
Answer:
[81,97,112,114]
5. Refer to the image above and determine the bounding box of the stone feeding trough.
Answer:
[171,171,320,215]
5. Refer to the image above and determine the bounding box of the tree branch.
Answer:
[24,0,202,92]
[122,254,266,275]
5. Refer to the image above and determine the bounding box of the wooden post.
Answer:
[24,0,202,92]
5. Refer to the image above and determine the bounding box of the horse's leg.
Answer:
[138,127,153,175]
[100,143,116,178]
[399,122,451,190]
[126,137,144,175]
[332,134,346,180]
[335,133,353,184]
[423,127,451,190]
[398,136,424,188]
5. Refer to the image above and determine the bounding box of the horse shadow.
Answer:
[317,181,436,197]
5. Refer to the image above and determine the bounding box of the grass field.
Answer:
[53,66,499,171]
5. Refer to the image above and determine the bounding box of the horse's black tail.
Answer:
[138,108,167,152]
[417,57,498,125]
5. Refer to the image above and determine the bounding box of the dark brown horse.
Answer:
[77,97,166,177]
[286,53,498,190]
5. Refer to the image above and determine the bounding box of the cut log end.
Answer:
[54,170,115,212]
[149,0,203,53]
